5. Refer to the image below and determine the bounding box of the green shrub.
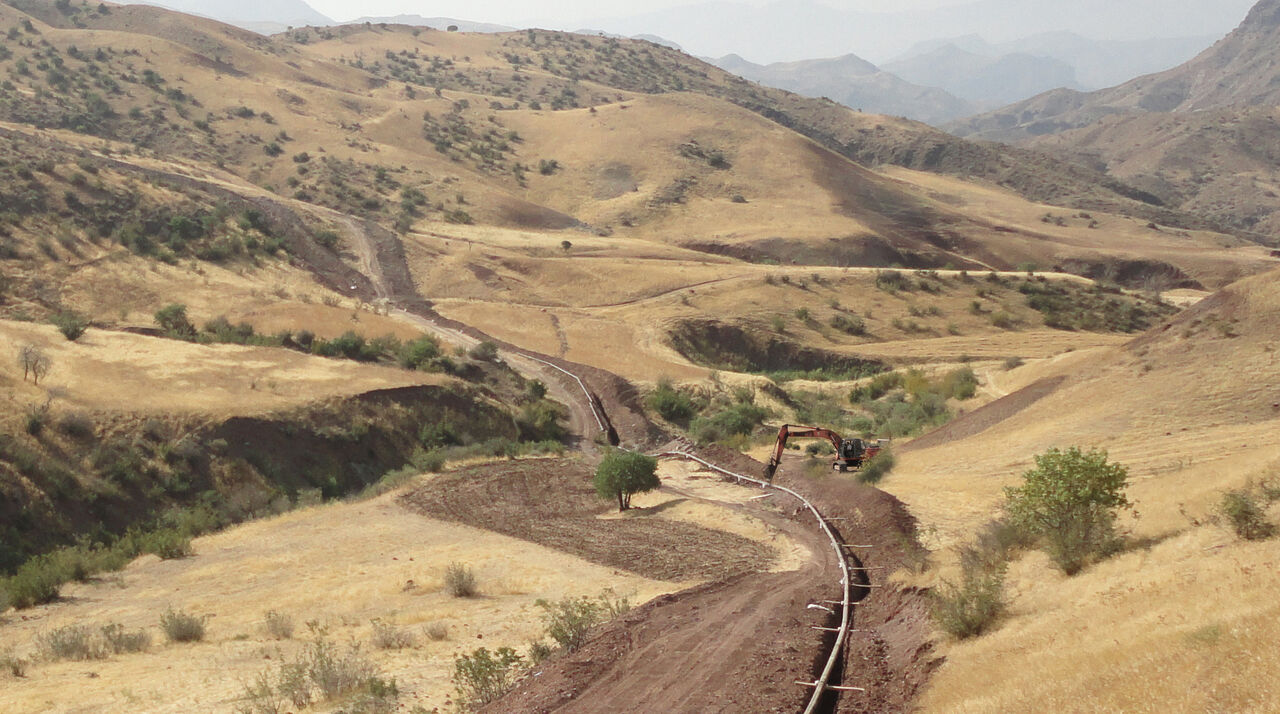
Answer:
[593,449,660,511]
[647,378,696,424]
[444,562,479,598]
[51,311,89,341]
[940,367,978,400]
[830,313,866,335]
[3,553,65,608]
[1004,447,1131,575]
[875,270,912,292]
[1219,489,1276,541]
[453,647,524,707]
[931,556,1006,639]
[535,589,629,653]
[536,596,602,651]
[398,335,441,370]
[859,448,894,484]
[527,640,553,664]
[688,402,768,445]
[160,608,206,643]
[469,340,499,361]
[154,303,195,339]
[140,528,193,559]
[411,448,446,473]
[1003,356,1024,370]
[516,400,566,442]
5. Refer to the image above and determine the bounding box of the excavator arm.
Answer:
[762,424,844,480]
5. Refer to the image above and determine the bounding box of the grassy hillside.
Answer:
[883,267,1280,712]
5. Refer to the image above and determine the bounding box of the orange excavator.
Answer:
[762,424,887,480]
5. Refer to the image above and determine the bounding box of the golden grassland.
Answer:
[887,269,1280,712]
[0,320,444,417]
[0,461,803,714]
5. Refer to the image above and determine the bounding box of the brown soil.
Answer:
[398,458,776,583]
[768,457,942,713]
[480,446,939,714]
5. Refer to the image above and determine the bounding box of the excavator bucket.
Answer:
[763,462,777,481]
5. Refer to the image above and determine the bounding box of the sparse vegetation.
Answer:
[931,557,1006,639]
[17,344,52,384]
[160,608,207,643]
[535,589,631,652]
[100,622,152,654]
[452,646,524,708]
[444,562,479,598]
[1218,487,1277,541]
[424,621,449,641]
[370,618,416,650]
[263,610,294,640]
[240,631,398,714]
[1,650,27,678]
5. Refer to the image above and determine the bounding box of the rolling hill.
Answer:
[892,265,1280,712]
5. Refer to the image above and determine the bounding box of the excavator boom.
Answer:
[762,424,883,480]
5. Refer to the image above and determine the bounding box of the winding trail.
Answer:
[0,123,916,711]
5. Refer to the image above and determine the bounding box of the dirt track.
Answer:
[33,142,939,712]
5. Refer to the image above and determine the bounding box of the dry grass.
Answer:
[890,269,1280,712]
[0,320,446,416]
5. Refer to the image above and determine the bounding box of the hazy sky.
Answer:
[307,0,1248,30]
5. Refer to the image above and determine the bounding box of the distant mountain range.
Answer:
[578,0,1254,65]
[883,46,1080,108]
[129,0,329,32]
[891,32,1217,90]
[952,0,1280,141]
[710,54,977,124]
[951,0,1280,239]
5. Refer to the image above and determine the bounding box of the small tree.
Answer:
[1004,447,1132,575]
[17,344,51,384]
[593,450,659,511]
[559,239,572,253]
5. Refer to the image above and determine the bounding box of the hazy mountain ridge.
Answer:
[710,53,978,124]
[951,0,1280,141]
[883,45,1079,108]
[892,32,1216,90]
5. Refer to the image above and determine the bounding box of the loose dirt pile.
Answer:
[399,458,776,583]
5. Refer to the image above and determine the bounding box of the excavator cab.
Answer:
[834,440,865,473]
